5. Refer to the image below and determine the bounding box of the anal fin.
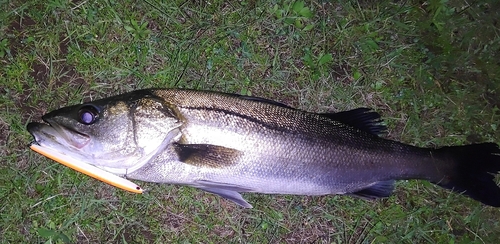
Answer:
[350,180,395,199]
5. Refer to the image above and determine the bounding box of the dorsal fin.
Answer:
[237,95,385,136]
[321,108,386,136]
[237,95,294,109]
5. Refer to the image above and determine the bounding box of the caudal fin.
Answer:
[435,143,500,207]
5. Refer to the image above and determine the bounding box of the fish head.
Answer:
[27,90,182,174]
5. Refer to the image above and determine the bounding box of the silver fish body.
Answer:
[27,89,500,208]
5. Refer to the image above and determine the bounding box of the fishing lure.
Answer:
[30,144,143,193]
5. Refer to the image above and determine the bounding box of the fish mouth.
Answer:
[27,118,90,150]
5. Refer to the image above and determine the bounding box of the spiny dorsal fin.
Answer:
[237,95,294,109]
[174,144,241,168]
[321,108,386,136]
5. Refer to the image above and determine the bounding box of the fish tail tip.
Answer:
[436,143,500,207]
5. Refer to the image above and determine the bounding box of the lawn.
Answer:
[1,0,500,243]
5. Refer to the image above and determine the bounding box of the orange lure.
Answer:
[30,144,143,194]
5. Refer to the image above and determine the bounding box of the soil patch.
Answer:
[6,16,36,57]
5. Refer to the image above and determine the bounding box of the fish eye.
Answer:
[78,105,99,125]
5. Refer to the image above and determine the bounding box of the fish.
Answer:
[26,89,500,208]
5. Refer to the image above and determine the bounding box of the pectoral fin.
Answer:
[195,180,254,208]
[174,144,241,168]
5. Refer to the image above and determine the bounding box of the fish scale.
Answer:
[27,89,500,208]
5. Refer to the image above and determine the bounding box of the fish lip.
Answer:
[27,122,46,145]
[27,119,90,149]
[27,122,44,136]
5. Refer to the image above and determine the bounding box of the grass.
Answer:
[1,0,500,242]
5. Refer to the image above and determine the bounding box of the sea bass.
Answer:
[27,89,500,208]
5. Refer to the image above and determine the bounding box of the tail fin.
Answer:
[435,143,500,207]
